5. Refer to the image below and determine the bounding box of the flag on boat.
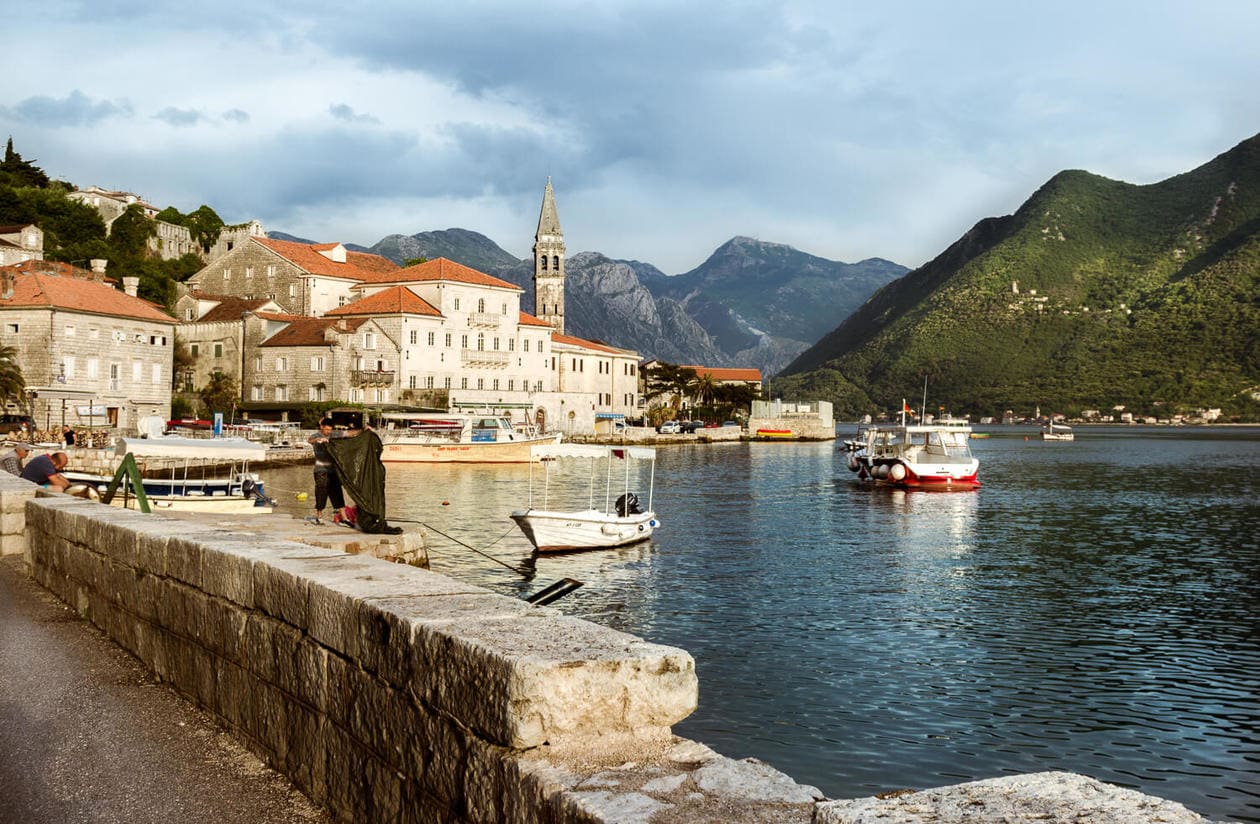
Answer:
[902,401,913,414]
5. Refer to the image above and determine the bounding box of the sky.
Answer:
[3,1,1258,274]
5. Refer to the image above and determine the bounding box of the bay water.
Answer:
[263,426,1260,821]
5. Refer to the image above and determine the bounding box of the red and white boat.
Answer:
[846,417,980,490]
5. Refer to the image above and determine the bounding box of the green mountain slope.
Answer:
[778,133,1260,420]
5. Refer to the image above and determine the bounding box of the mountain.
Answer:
[777,133,1260,419]
[357,229,904,375]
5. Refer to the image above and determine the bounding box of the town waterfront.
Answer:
[264,426,1260,822]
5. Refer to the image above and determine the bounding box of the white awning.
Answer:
[531,444,655,461]
[114,437,268,461]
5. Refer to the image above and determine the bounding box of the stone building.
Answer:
[173,293,289,393]
[251,316,398,411]
[182,237,399,317]
[0,224,43,266]
[533,177,566,333]
[0,260,174,430]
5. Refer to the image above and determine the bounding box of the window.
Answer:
[90,328,99,340]
[191,343,200,356]
[552,255,559,269]
[535,380,543,392]
[288,283,296,298]
[276,385,289,401]
[460,378,468,389]
[477,298,485,313]
[409,330,417,345]
[254,356,262,371]
[214,343,223,358]
[266,265,276,278]
[453,298,460,311]
[492,379,499,391]
[427,331,435,346]
[541,255,548,271]
[425,376,434,389]
[502,303,507,315]
[252,385,262,401]
[338,296,347,307]
[245,267,253,279]
[444,333,452,347]
[444,378,451,389]
[63,356,76,380]
[276,357,288,371]
[132,361,142,382]
[523,339,530,353]
[5,323,17,334]
[461,334,468,349]
[508,379,514,391]
[477,333,484,351]
[311,356,325,371]
[87,359,98,379]
[223,268,230,281]
[508,339,514,351]
[184,308,194,320]
[409,375,417,389]
[477,378,484,390]
[64,325,75,337]
[151,363,161,384]
[364,332,376,350]
[493,337,499,351]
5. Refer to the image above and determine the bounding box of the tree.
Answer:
[199,371,238,418]
[403,257,429,267]
[171,335,196,391]
[108,203,156,263]
[185,205,224,250]
[0,344,25,407]
[0,137,50,189]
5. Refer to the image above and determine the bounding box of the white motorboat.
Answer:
[1041,422,1075,441]
[510,444,659,552]
[377,413,561,463]
[63,437,273,514]
[846,415,980,490]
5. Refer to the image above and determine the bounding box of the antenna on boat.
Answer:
[921,375,928,421]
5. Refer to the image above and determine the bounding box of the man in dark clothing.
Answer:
[20,451,70,491]
[307,418,346,524]
[62,425,76,447]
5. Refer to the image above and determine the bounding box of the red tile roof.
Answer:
[259,317,368,347]
[552,333,626,355]
[253,237,399,280]
[357,257,520,290]
[326,286,442,317]
[682,365,763,382]
[197,296,277,322]
[518,311,553,328]
[0,262,174,323]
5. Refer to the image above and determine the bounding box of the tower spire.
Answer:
[532,177,566,333]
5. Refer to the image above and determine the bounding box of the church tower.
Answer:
[533,177,566,333]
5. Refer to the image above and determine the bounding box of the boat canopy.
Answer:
[531,444,656,461]
[114,437,268,462]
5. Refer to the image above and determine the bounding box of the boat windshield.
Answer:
[924,429,972,456]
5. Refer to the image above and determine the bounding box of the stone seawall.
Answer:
[0,474,1219,823]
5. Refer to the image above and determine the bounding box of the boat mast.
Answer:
[920,375,928,421]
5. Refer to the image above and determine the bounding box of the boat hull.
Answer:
[857,458,981,490]
[380,432,561,463]
[510,508,658,552]
[755,429,794,439]
[62,472,274,513]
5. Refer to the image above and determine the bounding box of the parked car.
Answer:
[722,420,740,428]
[657,421,681,434]
[679,420,703,434]
[0,414,35,435]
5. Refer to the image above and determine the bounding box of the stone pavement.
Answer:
[0,555,327,824]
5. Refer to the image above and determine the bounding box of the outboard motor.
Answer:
[615,492,643,517]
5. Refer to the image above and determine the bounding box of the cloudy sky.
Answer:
[4,1,1258,273]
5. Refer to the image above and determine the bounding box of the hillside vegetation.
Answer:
[777,133,1260,420]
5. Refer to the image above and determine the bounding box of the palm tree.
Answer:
[199,371,238,419]
[0,344,25,408]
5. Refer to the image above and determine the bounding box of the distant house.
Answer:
[0,224,43,266]
[0,260,175,429]
[182,237,400,317]
[681,365,764,395]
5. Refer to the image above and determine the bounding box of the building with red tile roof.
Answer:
[0,261,175,430]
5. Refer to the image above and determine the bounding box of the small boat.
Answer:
[969,432,991,439]
[510,444,659,552]
[1041,422,1075,441]
[377,413,561,463]
[846,417,980,490]
[755,428,794,439]
[63,437,273,513]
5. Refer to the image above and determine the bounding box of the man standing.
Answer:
[62,425,76,447]
[307,418,346,524]
[20,451,71,491]
[1,442,29,475]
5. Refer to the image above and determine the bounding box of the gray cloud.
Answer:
[329,103,381,125]
[222,108,250,123]
[153,107,206,127]
[0,90,133,126]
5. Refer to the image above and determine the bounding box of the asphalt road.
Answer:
[0,555,328,824]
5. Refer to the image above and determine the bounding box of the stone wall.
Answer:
[1,473,1215,823]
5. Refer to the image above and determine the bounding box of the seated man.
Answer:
[1,441,30,475]
[20,450,71,491]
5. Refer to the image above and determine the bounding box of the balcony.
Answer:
[460,349,511,368]
[351,369,396,387]
[467,312,500,329]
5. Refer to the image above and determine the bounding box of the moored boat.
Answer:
[846,417,980,490]
[755,428,794,439]
[510,444,659,552]
[1041,422,1075,441]
[377,413,561,463]
[63,437,274,513]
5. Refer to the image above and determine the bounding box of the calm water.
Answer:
[263,427,1260,821]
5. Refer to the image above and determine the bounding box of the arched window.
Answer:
[477,298,485,313]
[552,255,559,270]
[477,333,485,351]
[540,256,548,270]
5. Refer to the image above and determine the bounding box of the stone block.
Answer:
[284,703,326,804]
[215,660,256,733]
[165,534,205,588]
[814,771,1212,823]
[249,543,348,630]
[412,613,698,751]
[199,543,255,607]
[97,517,142,568]
[323,724,372,823]
[243,612,300,688]
[155,578,193,639]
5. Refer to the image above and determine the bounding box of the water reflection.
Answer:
[261,429,1260,822]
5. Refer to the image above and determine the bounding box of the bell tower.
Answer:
[533,177,565,333]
